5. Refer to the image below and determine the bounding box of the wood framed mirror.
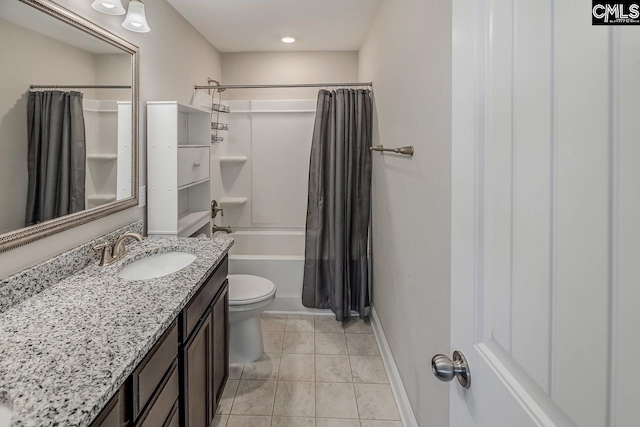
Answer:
[0,0,139,252]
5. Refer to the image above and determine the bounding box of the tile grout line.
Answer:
[346,341,363,424]
[244,315,392,426]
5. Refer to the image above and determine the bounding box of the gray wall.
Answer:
[359,0,452,425]
[94,53,132,101]
[0,18,99,234]
[0,0,222,278]
[221,51,359,100]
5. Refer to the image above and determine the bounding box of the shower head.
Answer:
[207,78,226,92]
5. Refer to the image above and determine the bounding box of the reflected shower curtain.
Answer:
[302,89,373,320]
[26,91,86,226]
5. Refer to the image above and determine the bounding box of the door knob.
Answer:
[431,350,470,388]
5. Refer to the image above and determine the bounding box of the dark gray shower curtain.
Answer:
[26,91,86,226]
[302,89,373,320]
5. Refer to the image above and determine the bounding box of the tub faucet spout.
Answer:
[212,224,232,234]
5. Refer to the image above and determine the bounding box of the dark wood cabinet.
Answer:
[91,255,229,427]
[90,385,128,427]
[165,402,179,427]
[183,257,228,341]
[183,281,230,427]
[183,311,213,427]
[211,284,229,406]
[135,362,179,427]
[132,322,178,421]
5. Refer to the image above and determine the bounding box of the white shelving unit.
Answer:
[84,99,119,209]
[147,102,212,237]
[116,101,132,201]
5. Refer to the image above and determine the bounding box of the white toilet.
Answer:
[228,274,277,363]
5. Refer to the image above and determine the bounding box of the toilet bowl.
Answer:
[228,274,276,363]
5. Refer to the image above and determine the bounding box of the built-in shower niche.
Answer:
[84,99,131,209]
[219,156,247,191]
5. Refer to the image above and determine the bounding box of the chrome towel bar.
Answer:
[370,145,414,156]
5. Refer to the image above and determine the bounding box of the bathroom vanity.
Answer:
[0,225,233,427]
[92,255,229,427]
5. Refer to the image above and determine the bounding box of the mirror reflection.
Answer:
[0,1,133,235]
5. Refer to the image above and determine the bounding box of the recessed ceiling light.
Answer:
[281,36,297,44]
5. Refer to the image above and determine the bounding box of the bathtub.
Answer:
[227,230,325,314]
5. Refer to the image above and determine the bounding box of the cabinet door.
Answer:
[183,311,212,427]
[136,363,179,427]
[178,146,210,188]
[132,322,177,421]
[90,386,127,427]
[165,402,179,427]
[211,282,229,410]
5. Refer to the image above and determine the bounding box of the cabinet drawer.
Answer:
[90,386,126,427]
[165,401,179,427]
[133,321,178,420]
[183,256,228,340]
[212,283,229,406]
[178,147,209,188]
[136,362,179,427]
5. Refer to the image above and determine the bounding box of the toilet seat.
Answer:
[228,274,276,306]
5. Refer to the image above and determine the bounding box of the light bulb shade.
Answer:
[122,0,150,33]
[91,0,126,15]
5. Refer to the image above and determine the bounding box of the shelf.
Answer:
[84,108,118,113]
[219,197,248,206]
[87,154,117,163]
[178,178,210,191]
[200,103,230,113]
[219,156,248,165]
[178,145,210,149]
[178,210,210,237]
[230,110,315,114]
[87,194,116,203]
[148,101,210,115]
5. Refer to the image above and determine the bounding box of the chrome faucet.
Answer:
[212,224,232,234]
[94,232,144,266]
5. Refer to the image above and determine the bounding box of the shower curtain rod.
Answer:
[30,85,131,89]
[194,82,373,90]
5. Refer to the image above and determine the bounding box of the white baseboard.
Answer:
[370,306,419,427]
[264,308,362,317]
[263,310,334,316]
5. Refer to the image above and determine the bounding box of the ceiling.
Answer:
[166,0,383,52]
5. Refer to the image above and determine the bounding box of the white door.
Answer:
[449,0,640,426]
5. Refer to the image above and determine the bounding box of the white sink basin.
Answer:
[118,252,197,281]
[0,402,11,427]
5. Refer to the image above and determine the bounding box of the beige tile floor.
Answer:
[214,314,402,427]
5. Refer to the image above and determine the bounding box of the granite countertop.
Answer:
[0,236,233,427]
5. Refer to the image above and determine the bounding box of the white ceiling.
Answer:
[166,0,383,53]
